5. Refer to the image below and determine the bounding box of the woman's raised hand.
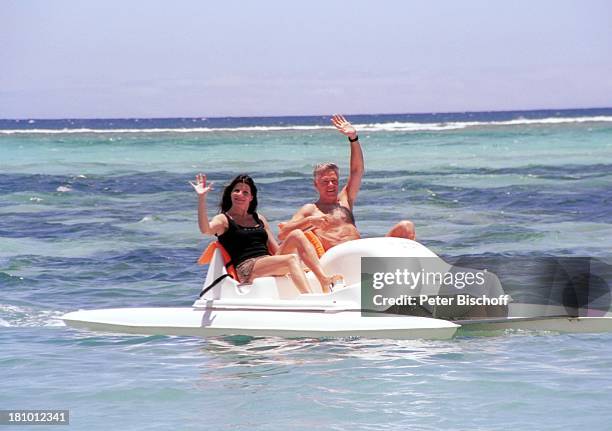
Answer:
[189,173,213,196]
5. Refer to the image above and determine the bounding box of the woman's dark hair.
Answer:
[220,174,258,214]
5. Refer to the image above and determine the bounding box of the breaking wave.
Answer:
[1,115,612,134]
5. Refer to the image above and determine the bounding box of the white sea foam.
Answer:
[0,303,65,327]
[56,185,72,193]
[1,115,612,134]
[356,116,612,132]
[138,215,156,223]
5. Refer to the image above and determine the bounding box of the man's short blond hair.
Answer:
[313,162,339,179]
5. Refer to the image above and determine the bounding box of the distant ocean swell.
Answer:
[1,163,611,242]
[2,115,612,134]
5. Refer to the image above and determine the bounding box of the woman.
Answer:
[190,173,342,294]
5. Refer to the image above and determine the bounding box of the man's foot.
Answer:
[386,220,416,241]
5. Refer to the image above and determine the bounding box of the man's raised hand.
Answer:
[331,114,357,140]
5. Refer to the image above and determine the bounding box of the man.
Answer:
[278,114,416,251]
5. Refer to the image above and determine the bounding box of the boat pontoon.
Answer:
[62,238,612,339]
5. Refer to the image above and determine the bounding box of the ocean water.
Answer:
[1,108,612,430]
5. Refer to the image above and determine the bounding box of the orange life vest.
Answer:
[304,230,325,258]
[197,241,238,280]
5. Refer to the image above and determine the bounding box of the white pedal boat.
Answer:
[62,238,612,339]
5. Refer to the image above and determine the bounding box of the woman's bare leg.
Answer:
[278,230,342,293]
[249,254,312,294]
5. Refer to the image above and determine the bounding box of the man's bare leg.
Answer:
[278,230,342,293]
[385,220,416,241]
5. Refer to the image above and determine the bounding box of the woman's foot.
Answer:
[320,274,344,294]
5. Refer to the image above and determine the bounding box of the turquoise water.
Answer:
[1,111,612,429]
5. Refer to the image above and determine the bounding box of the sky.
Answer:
[1,0,612,119]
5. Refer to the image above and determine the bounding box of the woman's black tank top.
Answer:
[217,212,270,266]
